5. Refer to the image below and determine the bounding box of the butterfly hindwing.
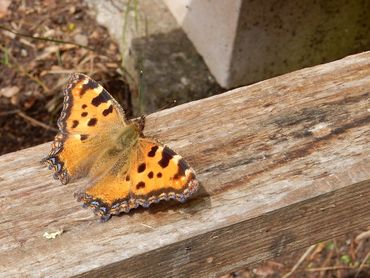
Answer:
[76,139,198,219]
[131,139,198,202]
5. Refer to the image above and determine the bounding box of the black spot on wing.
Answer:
[148,145,158,157]
[80,134,89,141]
[72,120,79,128]
[91,90,110,107]
[81,112,88,117]
[102,104,113,116]
[148,171,153,178]
[136,181,145,189]
[137,163,146,173]
[80,79,99,97]
[173,158,189,180]
[157,172,162,178]
[82,104,87,109]
[173,162,186,180]
[178,159,189,174]
[88,118,98,126]
[125,175,130,181]
[158,146,176,168]
[79,86,88,97]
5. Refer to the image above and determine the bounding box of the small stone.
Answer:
[21,49,28,57]
[43,229,64,240]
[180,77,190,85]
[206,257,214,263]
[0,86,19,98]
[74,33,88,46]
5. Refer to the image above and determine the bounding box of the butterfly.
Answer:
[43,73,198,222]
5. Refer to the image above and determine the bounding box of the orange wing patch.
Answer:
[43,73,127,184]
[76,139,198,221]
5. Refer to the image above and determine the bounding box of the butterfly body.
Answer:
[116,124,141,150]
[43,74,198,221]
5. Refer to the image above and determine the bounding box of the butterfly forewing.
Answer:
[44,74,127,183]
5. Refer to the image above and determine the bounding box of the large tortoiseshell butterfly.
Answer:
[43,73,198,221]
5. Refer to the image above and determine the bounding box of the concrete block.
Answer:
[164,0,370,88]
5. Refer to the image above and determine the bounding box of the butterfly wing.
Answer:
[43,73,128,184]
[131,139,198,203]
[76,138,198,220]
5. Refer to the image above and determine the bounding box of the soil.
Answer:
[0,1,369,277]
[0,0,131,154]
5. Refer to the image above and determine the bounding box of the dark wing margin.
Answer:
[42,74,86,184]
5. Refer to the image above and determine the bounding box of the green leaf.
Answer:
[67,23,76,32]
[1,47,9,65]
[340,254,351,265]
[326,241,335,251]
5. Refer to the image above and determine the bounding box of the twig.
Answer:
[0,109,20,116]
[0,25,95,51]
[333,239,341,278]
[307,265,370,272]
[319,243,335,278]
[17,111,57,132]
[355,250,370,278]
[108,0,124,12]
[309,242,326,260]
[282,244,316,278]
[355,230,370,242]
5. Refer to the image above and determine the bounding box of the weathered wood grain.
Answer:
[1,51,370,277]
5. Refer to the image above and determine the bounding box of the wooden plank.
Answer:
[1,51,370,277]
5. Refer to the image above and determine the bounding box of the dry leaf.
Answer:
[74,33,88,46]
[355,230,370,242]
[253,260,284,277]
[35,45,60,61]
[0,86,20,98]
[43,229,64,240]
[0,0,11,18]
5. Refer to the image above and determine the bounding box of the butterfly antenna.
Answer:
[145,100,177,134]
[138,69,144,115]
